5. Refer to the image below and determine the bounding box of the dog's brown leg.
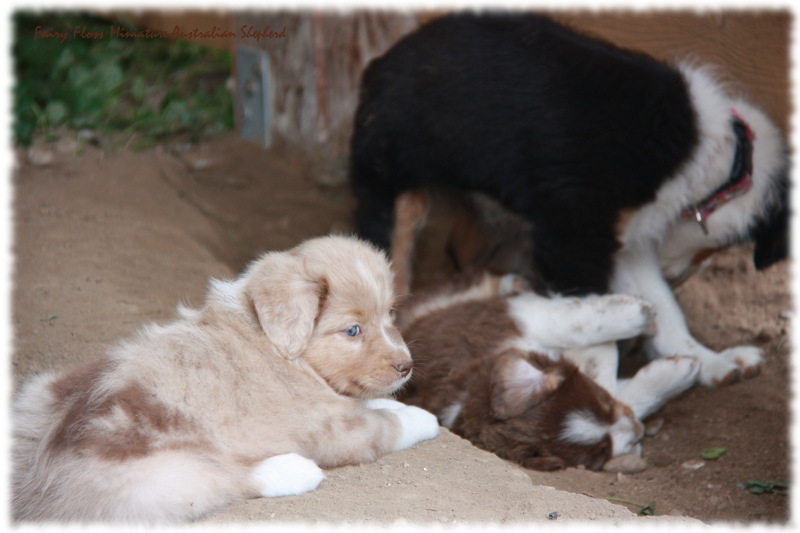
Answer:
[446,206,484,272]
[390,190,430,298]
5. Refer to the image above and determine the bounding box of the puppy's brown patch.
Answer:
[47,360,193,461]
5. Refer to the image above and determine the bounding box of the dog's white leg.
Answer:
[616,357,700,420]
[250,453,325,498]
[563,342,620,395]
[507,292,654,353]
[364,399,440,451]
[612,247,761,387]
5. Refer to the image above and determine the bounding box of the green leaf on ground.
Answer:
[700,447,727,460]
[747,480,789,495]
[607,497,657,516]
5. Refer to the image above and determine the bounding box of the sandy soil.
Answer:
[10,133,791,526]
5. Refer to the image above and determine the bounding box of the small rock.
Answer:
[681,458,706,470]
[604,453,647,473]
[55,136,78,154]
[27,145,55,166]
[189,158,212,170]
[78,129,98,144]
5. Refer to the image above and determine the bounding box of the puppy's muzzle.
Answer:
[392,360,412,378]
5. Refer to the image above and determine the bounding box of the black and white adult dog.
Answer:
[350,12,790,387]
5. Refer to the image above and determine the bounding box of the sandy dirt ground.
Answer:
[9,133,791,526]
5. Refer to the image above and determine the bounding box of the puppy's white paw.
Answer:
[251,453,325,498]
[364,398,406,411]
[697,346,762,387]
[389,405,440,451]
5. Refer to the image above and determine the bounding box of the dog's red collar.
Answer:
[681,110,755,235]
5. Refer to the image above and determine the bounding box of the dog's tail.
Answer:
[11,371,251,523]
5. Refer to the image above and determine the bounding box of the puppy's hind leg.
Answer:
[54,449,264,523]
[563,342,620,395]
[616,356,700,420]
[508,292,655,352]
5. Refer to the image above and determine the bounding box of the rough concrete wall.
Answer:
[233,11,418,185]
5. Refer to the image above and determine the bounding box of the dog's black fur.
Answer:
[350,12,788,296]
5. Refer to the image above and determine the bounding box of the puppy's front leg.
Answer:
[364,398,440,451]
[305,400,439,469]
[507,292,654,353]
[612,247,761,387]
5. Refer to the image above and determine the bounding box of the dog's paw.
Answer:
[390,405,440,451]
[697,346,762,387]
[363,398,406,411]
[365,398,440,450]
[251,453,325,498]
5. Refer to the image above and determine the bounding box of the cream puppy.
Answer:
[12,235,439,524]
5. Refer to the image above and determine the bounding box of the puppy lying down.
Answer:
[396,272,698,471]
[11,236,439,523]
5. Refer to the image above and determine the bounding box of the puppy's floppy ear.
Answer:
[490,349,563,420]
[244,251,327,359]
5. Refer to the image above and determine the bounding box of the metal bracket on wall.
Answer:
[235,47,272,147]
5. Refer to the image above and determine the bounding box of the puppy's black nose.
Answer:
[393,360,412,377]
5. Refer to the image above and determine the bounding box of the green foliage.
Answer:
[747,480,789,495]
[607,497,657,516]
[700,447,727,460]
[636,500,657,516]
[13,11,233,147]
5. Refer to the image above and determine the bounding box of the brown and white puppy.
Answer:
[11,235,439,524]
[396,272,698,471]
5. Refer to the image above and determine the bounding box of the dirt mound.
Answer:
[11,133,789,524]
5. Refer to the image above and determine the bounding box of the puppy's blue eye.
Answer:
[343,325,361,337]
